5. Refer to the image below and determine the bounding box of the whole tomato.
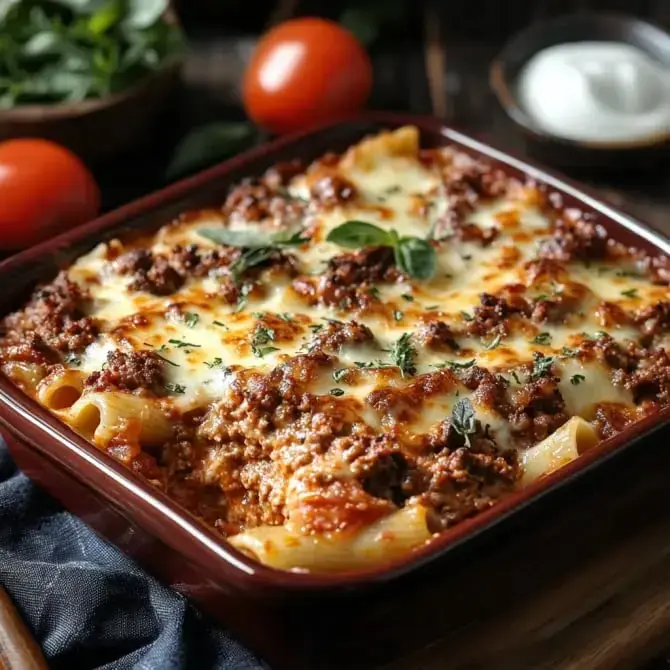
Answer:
[0,139,100,250]
[243,18,373,135]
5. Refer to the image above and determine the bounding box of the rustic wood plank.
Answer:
[0,587,48,670]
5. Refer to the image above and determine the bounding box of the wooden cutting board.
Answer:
[0,586,48,670]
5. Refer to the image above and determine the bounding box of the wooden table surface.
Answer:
[90,5,670,669]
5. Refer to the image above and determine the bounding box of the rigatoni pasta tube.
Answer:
[37,369,86,410]
[65,391,172,446]
[230,504,433,572]
[1,362,46,394]
[521,416,599,486]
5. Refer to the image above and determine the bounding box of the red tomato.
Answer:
[0,139,100,250]
[243,18,373,135]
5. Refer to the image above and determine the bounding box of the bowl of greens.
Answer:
[0,0,185,162]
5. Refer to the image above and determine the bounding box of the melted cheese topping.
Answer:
[60,128,670,451]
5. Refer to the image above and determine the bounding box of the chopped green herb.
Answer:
[560,346,579,358]
[484,334,502,350]
[183,312,199,328]
[390,332,417,377]
[367,287,381,299]
[64,353,81,366]
[234,283,252,312]
[168,338,201,349]
[198,226,308,249]
[332,368,348,383]
[155,353,179,367]
[616,270,643,278]
[213,320,228,329]
[385,185,402,194]
[510,370,522,384]
[401,294,415,302]
[308,324,323,333]
[165,383,186,395]
[531,353,555,379]
[530,332,552,346]
[252,312,264,319]
[450,397,477,448]
[204,357,224,369]
[393,310,404,322]
[460,310,473,322]
[425,305,439,311]
[354,360,391,370]
[534,293,549,303]
[279,313,293,322]
[447,359,476,370]
[251,325,278,358]
[329,388,345,397]
[462,254,472,261]
[621,288,639,298]
[570,374,586,386]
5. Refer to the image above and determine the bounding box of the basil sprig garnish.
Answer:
[198,227,307,248]
[198,227,309,285]
[326,220,437,280]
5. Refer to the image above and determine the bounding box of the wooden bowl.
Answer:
[490,13,670,171]
[0,19,184,165]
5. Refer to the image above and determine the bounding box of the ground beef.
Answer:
[586,335,644,373]
[633,301,670,336]
[507,377,569,444]
[293,246,401,308]
[417,320,459,350]
[85,350,165,393]
[261,159,304,190]
[539,218,609,262]
[530,286,589,325]
[418,427,519,529]
[451,222,499,247]
[466,292,527,337]
[613,348,670,404]
[168,244,238,277]
[310,174,358,207]
[2,272,97,354]
[223,180,305,223]
[308,319,375,353]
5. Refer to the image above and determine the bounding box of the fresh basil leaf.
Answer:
[394,237,437,280]
[88,0,123,35]
[0,0,21,22]
[124,0,168,29]
[451,397,477,447]
[166,122,257,180]
[50,0,109,14]
[22,32,61,58]
[198,227,307,248]
[326,221,393,249]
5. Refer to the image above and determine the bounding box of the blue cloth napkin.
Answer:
[0,441,265,670]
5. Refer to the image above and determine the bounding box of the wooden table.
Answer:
[92,9,670,669]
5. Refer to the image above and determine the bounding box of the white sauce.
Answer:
[517,42,670,143]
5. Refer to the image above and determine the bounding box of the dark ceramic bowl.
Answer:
[0,113,669,669]
[490,14,670,170]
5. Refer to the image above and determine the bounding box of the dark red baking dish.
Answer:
[1,113,669,669]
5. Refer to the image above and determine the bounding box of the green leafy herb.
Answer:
[401,294,415,302]
[393,310,404,322]
[251,325,278,358]
[621,288,639,298]
[332,368,348,383]
[198,226,307,249]
[484,334,502,350]
[64,352,81,366]
[570,374,586,386]
[531,353,555,379]
[450,397,477,448]
[510,370,522,384]
[326,220,437,280]
[560,346,579,358]
[433,358,476,371]
[329,388,345,397]
[167,122,257,180]
[308,324,323,333]
[279,313,293,322]
[234,283,252,312]
[460,310,473,322]
[183,311,199,328]
[168,338,201,349]
[425,305,439,311]
[616,269,643,278]
[155,352,179,367]
[212,320,228,329]
[354,360,391,370]
[204,357,225,369]
[165,382,186,395]
[367,286,381,299]
[0,0,184,110]
[530,332,552,346]
[390,332,417,377]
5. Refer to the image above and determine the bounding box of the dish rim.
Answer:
[0,110,669,593]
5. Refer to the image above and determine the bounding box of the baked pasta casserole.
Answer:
[2,127,669,572]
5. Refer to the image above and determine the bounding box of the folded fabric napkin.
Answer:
[0,441,265,670]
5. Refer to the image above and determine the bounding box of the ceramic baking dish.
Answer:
[0,113,669,669]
